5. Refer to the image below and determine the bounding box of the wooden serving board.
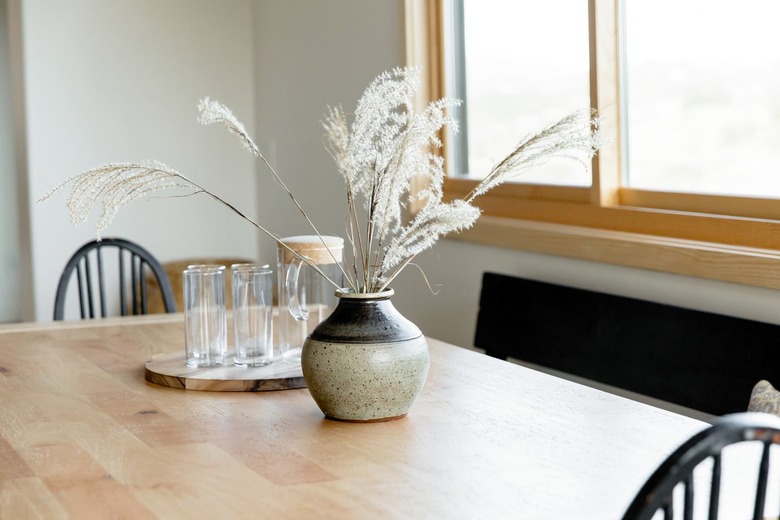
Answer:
[144,352,306,392]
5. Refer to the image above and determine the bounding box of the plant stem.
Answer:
[257,153,355,291]
[364,173,380,292]
[186,179,342,290]
[346,188,365,289]
[377,254,416,293]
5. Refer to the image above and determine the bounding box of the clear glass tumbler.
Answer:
[277,236,343,363]
[183,265,227,367]
[231,264,273,367]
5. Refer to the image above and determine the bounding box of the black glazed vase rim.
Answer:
[335,288,394,300]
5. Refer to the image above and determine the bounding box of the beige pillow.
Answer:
[748,380,780,416]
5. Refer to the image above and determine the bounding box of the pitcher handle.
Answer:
[285,257,309,321]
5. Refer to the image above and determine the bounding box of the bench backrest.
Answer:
[474,272,780,415]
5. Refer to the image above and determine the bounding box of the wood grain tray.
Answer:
[145,352,306,392]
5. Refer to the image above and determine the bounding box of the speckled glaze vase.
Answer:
[301,289,430,422]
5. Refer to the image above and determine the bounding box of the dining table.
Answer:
[0,313,767,519]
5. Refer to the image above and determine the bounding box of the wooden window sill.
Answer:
[449,216,780,291]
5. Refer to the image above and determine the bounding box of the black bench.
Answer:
[474,272,780,416]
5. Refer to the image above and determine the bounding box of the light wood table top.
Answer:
[0,314,715,519]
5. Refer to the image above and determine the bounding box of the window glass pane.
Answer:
[625,0,780,197]
[448,0,591,185]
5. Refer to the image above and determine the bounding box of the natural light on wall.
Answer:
[445,0,591,185]
[624,0,780,198]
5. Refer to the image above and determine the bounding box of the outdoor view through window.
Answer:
[625,0,780,197]
[450,0,591,185]
[451,0,780,198]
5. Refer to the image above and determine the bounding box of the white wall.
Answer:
[0,0,20,322]
[19,0,259,320]
[252,0,406,266]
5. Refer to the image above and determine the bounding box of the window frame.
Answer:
[405,0,780,291]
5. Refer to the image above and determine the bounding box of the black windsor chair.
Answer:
[53,238,176,320]
[622,412,780,520]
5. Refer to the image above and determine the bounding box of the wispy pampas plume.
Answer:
[342,67,420,199]
[379,200,480,289]
[38,161,195,239]
[198,97,260,157]
[37,161,343,288]
[323,67,466,290]
[373,97,460,241]
[320,66,604,292]
[465,110,603,202]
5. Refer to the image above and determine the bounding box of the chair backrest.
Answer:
[53,238,176,320]
[622,412,780,520]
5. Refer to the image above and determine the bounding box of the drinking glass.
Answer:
[183,265,227,367]
[231,264,273,367]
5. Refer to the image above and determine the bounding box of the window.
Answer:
[405,0,780,291]
[444,0,591,186]
[624,0,780,198]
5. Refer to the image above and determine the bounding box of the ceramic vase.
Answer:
[301,289,430,422]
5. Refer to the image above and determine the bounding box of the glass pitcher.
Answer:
[277,235,344,363]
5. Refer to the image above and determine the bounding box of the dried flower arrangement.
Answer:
[41,67,604,294]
